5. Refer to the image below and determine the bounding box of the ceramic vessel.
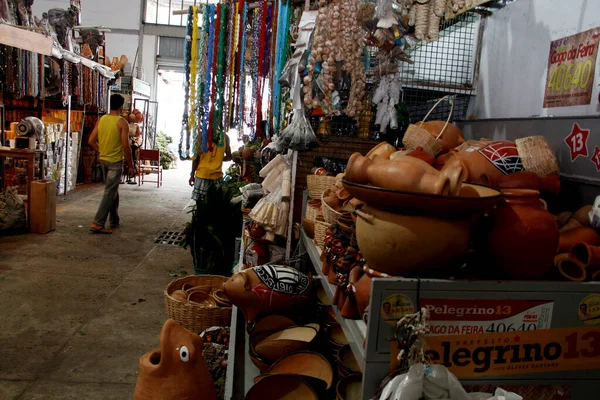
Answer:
[254,326,318,364]
[486,189,558,279]
[338,266,393,320]
[336,346,361,377]
[393,155,467,196]
[440,140,523,187]
[245,374,318,400]
[406,146,435,165]
[554,253,587,281]
[347,153,452,196]
[420,120,465,150]
[366,142,396,159]
[570,243,600,268]
[558,227,600,253]
[497,171,561,194]
[223,265,312,325]
[355,206,471,276]
[133,319,217,400]
[302,218,315,239]
[571,205,593,226]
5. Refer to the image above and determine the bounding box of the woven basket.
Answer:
[321,190,343,225]
[314,218,329,249]
[305,199,322,222]
[402,95,455,156]
[515,136,560,176]
[307,175,337,200]
[164,275,232,334]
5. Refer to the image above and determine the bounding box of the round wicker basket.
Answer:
[305,199,322,222]
[321,190,344,225]
[164,275,232,334]
[307,175,337,200]
[314,218,329,250]
[402,95,455,156]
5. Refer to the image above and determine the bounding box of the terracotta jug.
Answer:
[486,189,558,279]
[133,319,217,400]
[571,205,593,226]
[345,152,372,184]
[440,141,524,187]
[366,141,396,160]
[419,120,466,150]
[392,155,467,196]
[570,242,600,268]
[355,206,471,276]
[497,171,561,194]
[223,265,312,325]
[343,266,393,320]
[558,227,600,253]
[406,146,435,165]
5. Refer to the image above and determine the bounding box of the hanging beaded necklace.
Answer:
[179,6,193,160]
[194,6,209,156]
[189,5,200,147]
[226,2,240,134]
[254,3,269,138]
[213,3,228,147]
[222,3,235,131]
[201,5,216,153]
[236,1,248,133]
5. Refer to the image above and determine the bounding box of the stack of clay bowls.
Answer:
[248,315,321,371]
[170,284,217,308]
[336,345,361,379]
[246,351,334,400]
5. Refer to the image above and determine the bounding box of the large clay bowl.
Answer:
[254,326,317,363]
[250,315,297,336]
[245,374,318,400]
[355,205,471,276]
[336,374,362,400]
[342,180,501,219]
[254,351,334,389]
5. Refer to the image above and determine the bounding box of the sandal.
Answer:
[90,224,112,234]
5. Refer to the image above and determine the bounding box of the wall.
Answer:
[31,0,157,98]
[471,0,600,118]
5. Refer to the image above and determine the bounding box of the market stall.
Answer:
[133,0,600,399]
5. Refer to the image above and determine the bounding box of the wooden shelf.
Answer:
[300,229,367,371]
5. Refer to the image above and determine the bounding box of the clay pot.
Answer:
[303,218,315,239]
[133,319,217,400]
[556,212,573,229]
[250,315,297,336]
[486,189,558,279]
[241,146,256,160]
[336,374,362,400]
[170,290,188,303]
[441,141,522,187]
[558,227,600,253]
[419,120,465,150]
[258,351,334,389]
[570,243,600,268]
[497,171,561,194]
[355,206,471,276]
[554,253,587,282]
[246,374,318,400]
[366,142,395,160]
[187,291,216,307]
[254,326,318,364]
[341,266,393,320]
[406,146,435,165]
[560,219,582,233]
[572,205,593,226]
[223,265,312,324]
[211,289,232,307]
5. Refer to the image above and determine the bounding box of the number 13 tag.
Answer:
[565,123,590,162]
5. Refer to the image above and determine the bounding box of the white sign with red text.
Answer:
[421,299,554,336]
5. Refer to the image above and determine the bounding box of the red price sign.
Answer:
[592,146,600,172]
[565,123,590,161]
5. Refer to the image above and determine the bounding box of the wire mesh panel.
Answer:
[398,11,482,122]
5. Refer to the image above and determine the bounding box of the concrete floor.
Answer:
[0,162,197,399]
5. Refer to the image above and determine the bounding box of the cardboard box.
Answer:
[30,180,56,234]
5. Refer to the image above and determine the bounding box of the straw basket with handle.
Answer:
[314,217,329,249]
[321,189,344,225]
[307,175,337,200]
[515,136,560,177]
[164,275,232,334]
[403,95,455,156]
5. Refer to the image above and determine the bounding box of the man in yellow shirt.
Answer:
[87,94,135,233]
[189,135,232,203]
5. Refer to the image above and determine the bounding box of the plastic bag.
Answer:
[0,187,26,231]
[423,365,471,400]
[393,364,425,400]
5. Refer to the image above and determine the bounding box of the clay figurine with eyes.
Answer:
[134,319,217,400]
